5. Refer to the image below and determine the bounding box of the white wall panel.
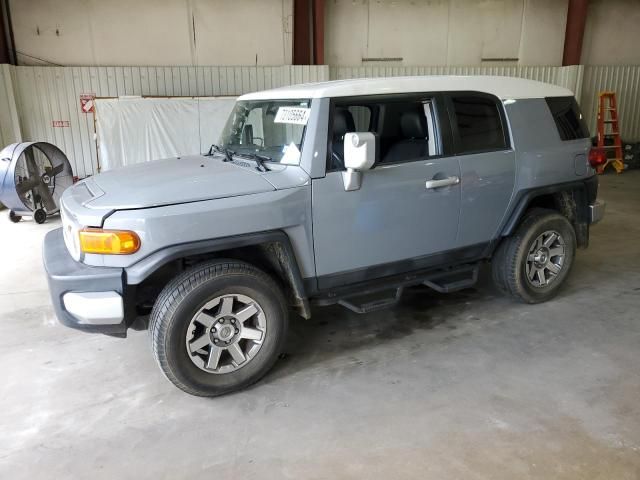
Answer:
[0,65,22,146]
[325,0,569,67]
[11,0,293,67]
[96,97,237,171]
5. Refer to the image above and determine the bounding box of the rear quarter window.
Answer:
[545,96,590,141]
[450,95,508,154]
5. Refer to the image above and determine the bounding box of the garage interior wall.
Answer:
[325,0,640,67]
[2,63,640,177]
[10,0,640,68]
[10,0,294,66]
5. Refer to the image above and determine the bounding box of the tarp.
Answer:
[95,97,236,171]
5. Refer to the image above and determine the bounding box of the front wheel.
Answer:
[492,209,576,303]
[149,260,289,396]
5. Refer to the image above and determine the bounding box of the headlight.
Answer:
[79,228,141,255]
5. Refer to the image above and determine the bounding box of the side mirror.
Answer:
[342,132,377,191]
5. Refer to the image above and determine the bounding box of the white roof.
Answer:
[239,75,573,101]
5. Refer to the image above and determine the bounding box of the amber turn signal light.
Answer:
[79,228,141,255]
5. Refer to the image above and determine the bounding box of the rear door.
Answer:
[311,94,461,289]
[445,93,516,248]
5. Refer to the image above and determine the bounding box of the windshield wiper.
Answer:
[208,144,270,172]
[207,144,234,162]
[233,152,271,172]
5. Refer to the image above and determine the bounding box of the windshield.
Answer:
[219,99,311,164]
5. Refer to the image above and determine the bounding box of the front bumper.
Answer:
[43,228,131,337]
[589,200,606,224]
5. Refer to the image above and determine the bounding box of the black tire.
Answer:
[8,210,22,223]
[33,208,47,224]
[492,209,576,303]
[149,260,289,397]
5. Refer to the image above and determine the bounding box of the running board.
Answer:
[312,262,481,314]
[422,265,478,293]
[338,287,404,314]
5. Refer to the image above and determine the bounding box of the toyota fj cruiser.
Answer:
[44,76,605,396]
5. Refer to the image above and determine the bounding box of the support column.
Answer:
[311,0,324,65]
[562,0,588,66]
[293,0,312,65]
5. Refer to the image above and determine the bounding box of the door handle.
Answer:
[425,176,460,189]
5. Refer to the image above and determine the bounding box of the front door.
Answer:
[311,95,461,289]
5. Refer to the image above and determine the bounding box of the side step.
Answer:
[422,264,478,293]
[338,287,404,314]
[315,263,480,315]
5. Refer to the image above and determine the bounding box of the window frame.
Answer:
[445,91,512,156]
[326,92,454,173]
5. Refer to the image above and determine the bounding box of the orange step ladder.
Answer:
[595,91,624,174]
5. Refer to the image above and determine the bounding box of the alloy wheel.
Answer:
[525,230,566,288]
[185,294,266,374]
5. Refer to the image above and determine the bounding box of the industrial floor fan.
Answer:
[0,142,74,224]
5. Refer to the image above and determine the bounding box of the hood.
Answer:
[85,155,276,210]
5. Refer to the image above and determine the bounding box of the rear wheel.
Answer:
[492,209,576,303]
[149,260,288,396]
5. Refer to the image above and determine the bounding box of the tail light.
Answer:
[588,148,607,168]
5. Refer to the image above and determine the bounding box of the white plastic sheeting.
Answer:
[95,97,236,171]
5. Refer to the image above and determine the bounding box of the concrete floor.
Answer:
[1,172,639,479]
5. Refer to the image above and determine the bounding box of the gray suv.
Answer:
[43,76,605,396]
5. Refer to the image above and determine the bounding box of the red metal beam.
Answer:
[293,0,312,65]
[0,0,16,64]
[312,0,324,65]
[562,0,589,66]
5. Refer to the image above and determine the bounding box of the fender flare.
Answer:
[125,230,311,319]
[499,178,594,238]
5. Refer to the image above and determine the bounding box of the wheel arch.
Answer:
[126,231,311,320]
[499,180,592,249]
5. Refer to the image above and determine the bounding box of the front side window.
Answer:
[328,97,440,171]
[451,95,508,153]
[219,99,311,164]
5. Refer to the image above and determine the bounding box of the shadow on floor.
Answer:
[264,266,500,382]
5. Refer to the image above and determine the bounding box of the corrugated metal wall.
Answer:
[580,65,640,141]
[2,63,640,178]
[0,65,21,147]
[10,65,330,177]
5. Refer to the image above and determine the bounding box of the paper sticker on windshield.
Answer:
[274,107,311,125]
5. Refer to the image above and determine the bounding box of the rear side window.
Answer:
[450,95,508,153]
[545,96,590,141]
